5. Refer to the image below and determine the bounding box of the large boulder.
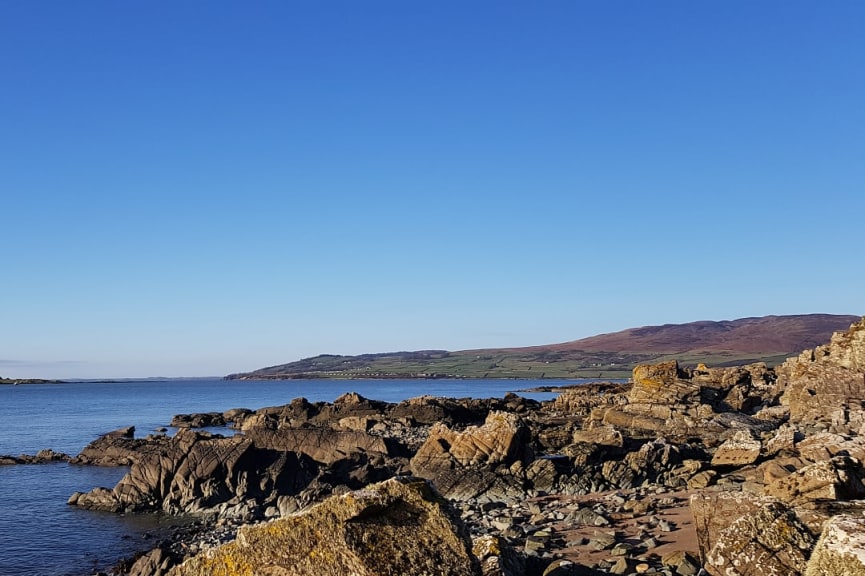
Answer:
[169,477,481,576]
[410,411,532,501]
[711,429,762,467]
[412,412,532,474]
[244,427,398,465]
[629,361,700,405]
[691,491,814,576]
[763,456,865,506]
[70,429,319,515]
[777,318,865,432]
[805,515,865,576]
[72,426,163,466]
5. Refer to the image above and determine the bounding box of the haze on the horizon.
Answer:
[2,2,863,380]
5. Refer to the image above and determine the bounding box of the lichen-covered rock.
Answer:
[764,456,865,506]
[572,425,623,448]
[777,318,865,432]
[693,493,814,576]
[691,492,814,576]
[711,429,762,467]
[805,515,865,576]
[630,361,700,405]
[169,477,481,576]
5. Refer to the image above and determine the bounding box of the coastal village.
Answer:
[5,317,863,575]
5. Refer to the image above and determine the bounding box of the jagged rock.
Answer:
[72,429,319,515]
[660,550,699,576]
[526,458,559,492]
[549,383,630,416]
[691,491,814,576]
[128,547,175,576]
[711,429,762,467]
[764,424,798,456]
[170,412,225,428]
[777,318,865,432]
[410,411,532,501]
[244,427,399,465]
[630,361,700,405]
[72,426,170,466]
[571,425,623,447]
[764,456,865,505]
[473,535,525,576]
[169,477,481,576]
[0,449,72,465]
[805,514,865,576]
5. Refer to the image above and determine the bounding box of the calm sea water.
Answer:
[0,378,573,576]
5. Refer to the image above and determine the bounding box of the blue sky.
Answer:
[2,1,863,378]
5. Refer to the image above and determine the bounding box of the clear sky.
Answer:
[1,1,863,379]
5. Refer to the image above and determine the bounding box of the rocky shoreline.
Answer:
[6,317,865,575]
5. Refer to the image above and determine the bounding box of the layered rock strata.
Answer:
[65,316,865,576]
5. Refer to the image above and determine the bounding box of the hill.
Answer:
[225,313,860,380]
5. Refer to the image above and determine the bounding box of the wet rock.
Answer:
[72,426,167,466]
[170,412,225,428]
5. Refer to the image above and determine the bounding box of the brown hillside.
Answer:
[542,314,860,355]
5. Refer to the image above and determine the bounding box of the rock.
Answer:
[805,514,865,576]
[410,411,532,501]
[660,550,699,576]
[72,426,167,466]
[128,547,175,576]
[608,557,629,575]
[686,470,716,489]
[710,429,762,467]
[777,318,865,432]
[571,426,623,448]
[588,530,616,550]
[244,427,398,465]
[169,477,480,576]
[763,456,865,506]
[569,508,610,527]
[170,412,225,428]
[526,458,559,492]
[630,361,699,405]
[473,534,525,576]
[550,383,630,416]
[691,491,814,576]
[72,429,320,515]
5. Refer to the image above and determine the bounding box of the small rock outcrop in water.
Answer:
[170,477,480,576]
[69,317,865,576]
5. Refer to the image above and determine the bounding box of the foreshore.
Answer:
[7,318,865,576]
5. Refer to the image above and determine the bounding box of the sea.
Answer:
[0,377,583,576]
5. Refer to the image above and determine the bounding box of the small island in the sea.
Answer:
[0,377,60,385]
